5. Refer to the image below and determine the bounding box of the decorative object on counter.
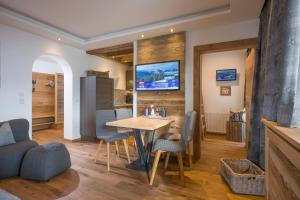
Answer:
[220,86,231,96]
[150,105,155,116]
[86,70,109,78]
[143,105,167,118]
[220,158,264,196]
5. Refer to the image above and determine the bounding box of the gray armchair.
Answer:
[0,119,38,179]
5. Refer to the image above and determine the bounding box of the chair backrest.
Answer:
[0,119,30,142]
[95,110,117,137]
[181,111,197,146]
[115,108,132,120]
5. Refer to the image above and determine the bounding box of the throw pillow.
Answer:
[0,123,16,147]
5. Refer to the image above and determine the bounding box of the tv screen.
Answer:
[135,60,180,91]
[216,69,237,81]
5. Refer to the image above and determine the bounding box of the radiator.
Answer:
[205,113,229,134]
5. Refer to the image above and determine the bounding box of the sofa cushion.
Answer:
[0,119,30,142]
[0,140,38,179]
[0,123,16,147]
[21,142,71,181]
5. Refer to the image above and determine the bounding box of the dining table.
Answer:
[106,116,174,178]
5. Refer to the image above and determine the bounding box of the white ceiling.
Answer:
[0,0,264,50]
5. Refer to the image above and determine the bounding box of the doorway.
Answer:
[31,54,73,140]
[193,38,257,161]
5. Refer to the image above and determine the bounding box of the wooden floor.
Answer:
[0,129,264,200]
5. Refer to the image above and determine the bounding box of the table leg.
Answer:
[145,131,155,170]
[126,129,147,171]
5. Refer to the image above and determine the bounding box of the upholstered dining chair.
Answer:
[115,108,145,149]
[149,110,197,185]
[94,109,131,171]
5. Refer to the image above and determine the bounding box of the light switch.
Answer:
[19,93,25,104]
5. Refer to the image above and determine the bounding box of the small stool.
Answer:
[21,142,71,181]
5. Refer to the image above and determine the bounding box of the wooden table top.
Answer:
[106,116,174,131]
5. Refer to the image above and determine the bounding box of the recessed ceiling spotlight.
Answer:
[57,37,61,41]
[170,28,174,33]
[141,34,144,38]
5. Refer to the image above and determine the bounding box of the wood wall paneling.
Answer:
[87,43,133,66]
[55,73,64,124]
[32,72,55,118]
[263,119,300,200]
[245,49,255,148]
[137,32,186,130]
[32,72,55,131]
[32,72,64,131]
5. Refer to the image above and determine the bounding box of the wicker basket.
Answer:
[220,158,265,196]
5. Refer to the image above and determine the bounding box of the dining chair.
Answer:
[115,108,145,149]
[149,110,197,185]
[94,109,131,171]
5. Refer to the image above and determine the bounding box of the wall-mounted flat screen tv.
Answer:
[135,60,180,91]
[216,69,237,81]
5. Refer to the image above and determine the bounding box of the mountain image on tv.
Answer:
[136,61,180,91]
[216,69,237,81]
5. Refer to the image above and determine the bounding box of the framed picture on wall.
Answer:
[220,86,231,96]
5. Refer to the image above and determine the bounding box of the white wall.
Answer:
[185,19,259,112]
[201,50,246,133]
[202,50,246,114]
[0,24,127,139]
[32,58,63,74]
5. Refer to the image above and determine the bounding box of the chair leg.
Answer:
[177,152,185,184]
[150,150,162,186]
[134,140,138,152]
[94,140,103,163]
[107,142,110,171]
[141,134,145,146]
[123,139,131,163]
[115,141,120,158]
[164,152,170,169]
[188,144,193,168]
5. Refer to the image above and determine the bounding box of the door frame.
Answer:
[193,38,257,161]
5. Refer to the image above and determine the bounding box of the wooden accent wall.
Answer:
[137,32,185,128]
[55,73,64,124]
[263,119,300,200]
[32,72,55,118]
[32,72,64,131]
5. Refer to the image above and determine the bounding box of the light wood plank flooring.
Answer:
[0,129,264,200]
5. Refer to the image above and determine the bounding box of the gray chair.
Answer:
[115,108,146,148]
[150,111,197,185]
[115,108,133,134]
[0,119,38,179]
[94,110,131,171]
